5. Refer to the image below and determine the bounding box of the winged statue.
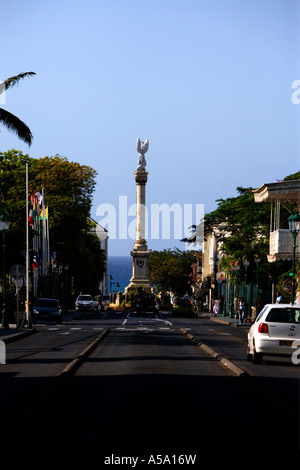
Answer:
[136,138,149,171]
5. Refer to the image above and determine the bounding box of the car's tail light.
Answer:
[258,323,269,333]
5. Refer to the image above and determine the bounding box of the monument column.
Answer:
[134,170,148,249]
[125,139,152,292]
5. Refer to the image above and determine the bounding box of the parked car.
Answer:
[247,303,300,364]
[75,294,94,312]
[134,293,159,313]
[172,296,195,317]
[34,298,63,323]
[101,295,110,308]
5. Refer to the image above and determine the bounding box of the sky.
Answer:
[1,0,300,255]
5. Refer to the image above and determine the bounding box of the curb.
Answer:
[199,313,252,327]
[59,328,109,377]
[1,327,38,344]
[180,328,249,379]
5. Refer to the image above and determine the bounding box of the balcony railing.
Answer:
[268,229,300,262]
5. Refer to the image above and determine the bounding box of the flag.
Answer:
[40,207,48,220]
[31,195,39,222]
[35,191,43,205]
[28,205,34,226]
[32,254,39,269]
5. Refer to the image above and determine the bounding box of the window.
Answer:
[266,308,300,324]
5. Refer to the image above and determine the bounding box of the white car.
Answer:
[247,303,300,364]
[75,294,94,312]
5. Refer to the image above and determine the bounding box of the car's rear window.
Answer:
[266,308,300,323]
[36,299,58,308]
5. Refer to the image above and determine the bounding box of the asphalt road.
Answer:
[0,311,299,453]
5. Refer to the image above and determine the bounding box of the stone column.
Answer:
[125,170,152,292]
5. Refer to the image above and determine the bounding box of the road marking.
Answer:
[70,327,82,330]
[122,319,127,325]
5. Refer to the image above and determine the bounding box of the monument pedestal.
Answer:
[125,167,152,293]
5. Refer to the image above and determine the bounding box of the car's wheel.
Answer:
[252,343,263,364]
[246,346,253,362]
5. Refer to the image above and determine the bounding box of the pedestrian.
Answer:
[213,298,219,316]
[238,297,246,324]
[275,291,282,304]
[255,294,265,317]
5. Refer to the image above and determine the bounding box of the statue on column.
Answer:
[137,138,149,171]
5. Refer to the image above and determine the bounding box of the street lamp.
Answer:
[111,282,120,293]
[109,274,120,294]
[288,211,300,305]
[0,215,9,329]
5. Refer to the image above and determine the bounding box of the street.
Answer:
[0,310,299,453]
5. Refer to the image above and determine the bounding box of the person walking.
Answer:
[238,297,246,324]
[212,298,219,316]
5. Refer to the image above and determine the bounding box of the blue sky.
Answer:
[1,0,300,255]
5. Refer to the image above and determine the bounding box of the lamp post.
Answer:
[243,258,249,314]
[254,256,260,288]
[243,258,249,285]
[288,212,300,305]
[0,216,9,329]
[229,265,234,318]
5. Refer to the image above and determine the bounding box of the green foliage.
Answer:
[0,149,105,296]
[149,248,197,295]
[284,170,300,181]
[204,187,271,259]
[0,72,36,145]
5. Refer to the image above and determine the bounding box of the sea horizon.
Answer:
[107,255,132,293]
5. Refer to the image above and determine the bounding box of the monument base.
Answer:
[125,244,152,293]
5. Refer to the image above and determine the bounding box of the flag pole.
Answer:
[25,163,32,328]
[42,188,46,276]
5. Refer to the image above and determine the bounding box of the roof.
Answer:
[253,180,300,203]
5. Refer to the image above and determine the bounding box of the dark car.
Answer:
[172,296,195,317]
[34,298,63,323]
[134,293,159,313]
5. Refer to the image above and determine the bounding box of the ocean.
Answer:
[107,256,132,293]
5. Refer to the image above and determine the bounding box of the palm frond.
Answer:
[0,108,33,145]
[0,72,36,96]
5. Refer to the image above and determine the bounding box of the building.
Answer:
[87,217,109,295]
[253,179,300,304]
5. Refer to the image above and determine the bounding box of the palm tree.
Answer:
[0,72,36,146]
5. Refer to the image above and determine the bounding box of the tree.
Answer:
[0,150,105,297]
[0,72,36,145]
[149,248,197,295]
[205,187,270,259]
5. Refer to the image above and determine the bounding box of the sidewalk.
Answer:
[198,312,251,327]
[0,324,37,343]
